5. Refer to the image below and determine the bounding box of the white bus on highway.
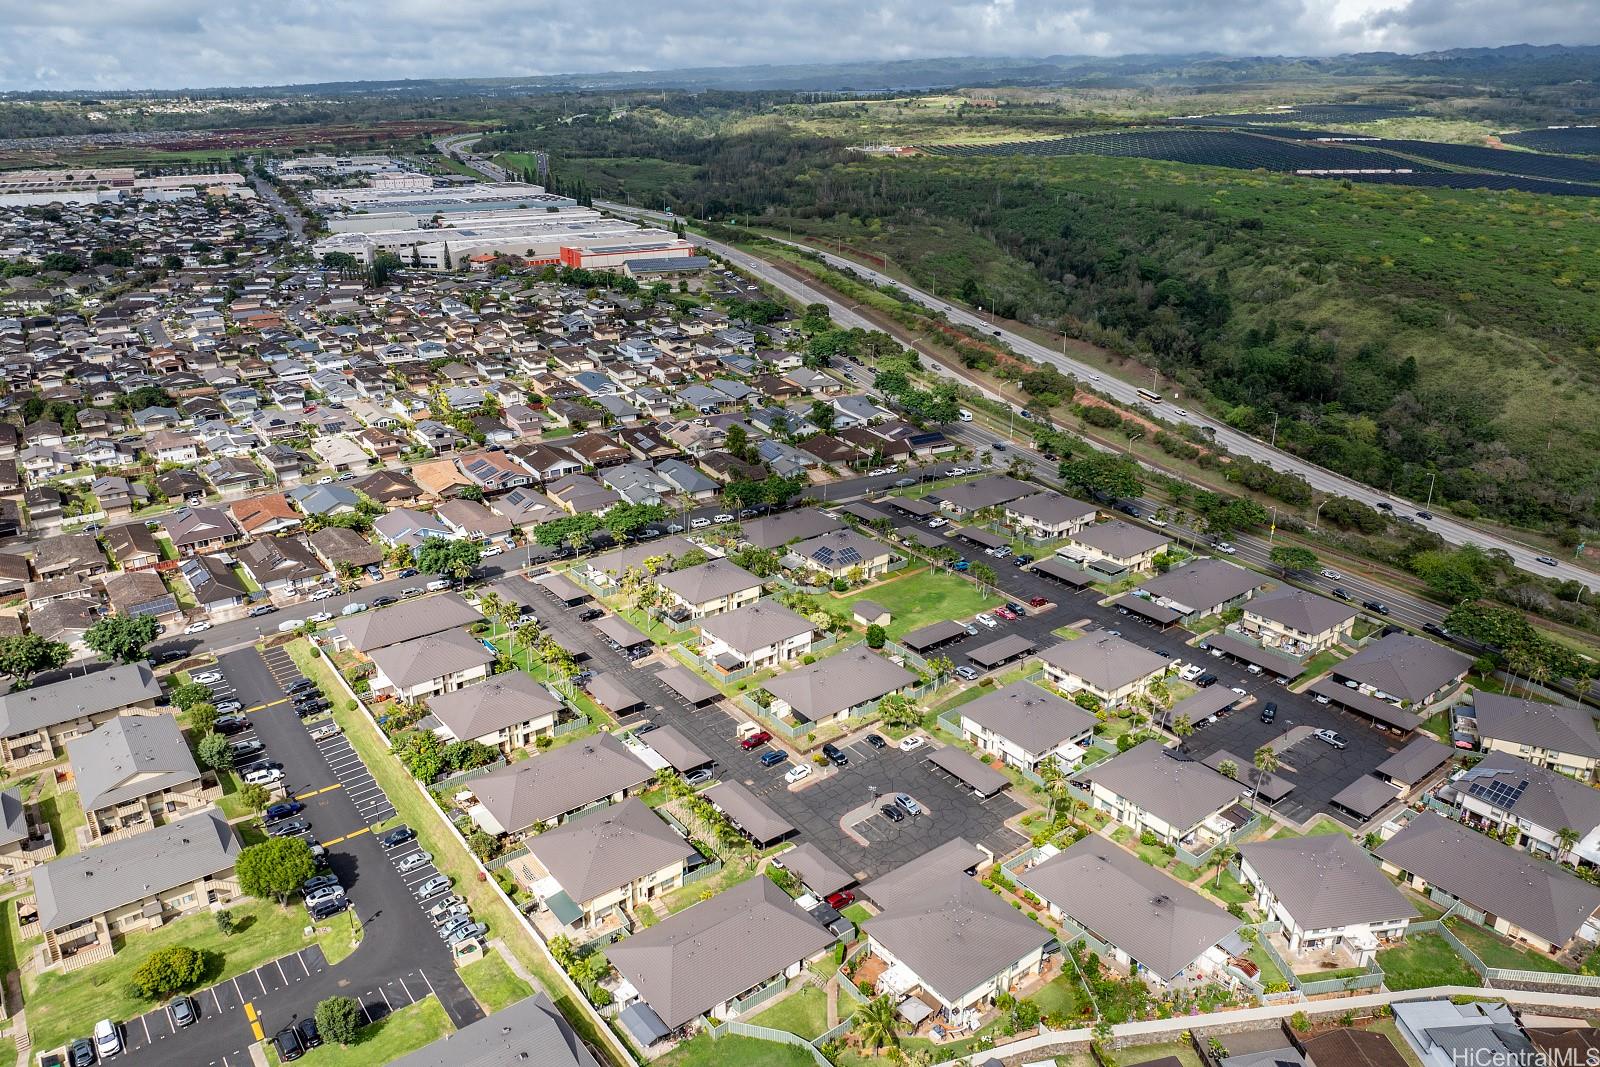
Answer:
[1136,387,1163,404]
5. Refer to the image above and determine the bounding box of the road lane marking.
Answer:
[246,698,289,713]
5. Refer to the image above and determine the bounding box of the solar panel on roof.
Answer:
[1467,776,1529,810]
[837,547,862,565]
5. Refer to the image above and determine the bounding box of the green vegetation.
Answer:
[268,997,451,1067]
[838,567,999,638]
[458,952,535,1013]
[39,779,85,856]
[748,984,834,1040]
[1444,916,1575,973]
[1271,816,1351,839]
[1376,931,1483,991]
[655,1033,819,1067]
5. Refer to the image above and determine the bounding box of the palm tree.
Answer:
[1171,714,1193,749]
[478,592,504,637]
[1211,843,1237,887]
[854,994,901,1054]
[1251,744,1279,812]
[1557,826,1581,862]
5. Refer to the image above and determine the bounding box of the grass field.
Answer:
[266,996,450,1067]
[837,567,1000,638]
[38,777,85,856]
[458,951,536,1013]
[1029,969,1093,1021]
[1271,816,1351,839]
[656,1032,820,1067]
[748,984,833,1040]
[1443,917,1574,974]
[28,899,333,1053]
[1376,931,1482,991]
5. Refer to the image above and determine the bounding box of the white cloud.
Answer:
[1,0,1595,91]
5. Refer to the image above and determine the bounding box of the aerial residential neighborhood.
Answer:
[1,32,1600,1067]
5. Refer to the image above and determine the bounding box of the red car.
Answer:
[825,890,856,910]
[740,730,773,750]
[1028,596,1048,608]
[994,607,1016,621]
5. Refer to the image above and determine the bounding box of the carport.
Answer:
[587,672,647,715]
[534,571,591,605]
[882,496,939,520]
[925,745,1010,799]
[1307,680,1423,733]
[1374,736,1452,798]
[1201,633,1301,680]
[967,633,1036,671]
[592,614,651,650]
[654,665,720,706]
[954,526,1009,552]
[1031,556,1097,589]
[1111,594,1184,627]
[840,502,888,523]
[1156,686,1239,730]
[705,780,794,847]
[902,620,969,655]
[643,723,715,774]
[1203,748,1295,804]
[775,842,854,897]
[898,527,948,551]
[1329,774,1402,824]
[487,574,542,611]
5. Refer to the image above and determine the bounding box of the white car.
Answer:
[191,670,223,685]
[690,517,711,529]
[244,767,284,786]
[1321,568,1343,580]
[1171,407,1189,418]
[713,513,734,523]
[340,602,367,616]
[868,468,890,477]
[309,588,335,601]
[1179,664,1204,682]
[784,764,812,785]
[481,545,504,557]
[426,579,451,591]
[957,409,973,422]
[316,476,333,485]
[1230,686,1249,697]
[927,517,948,529]
[1148,517,1168,528]
[308,611,334,624]
[898,735,926,752]
[1216,542,1237,555]
[975,613,998,628]
[946,467,968,476]
[183,620,212,635]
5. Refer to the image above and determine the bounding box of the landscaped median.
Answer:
[288,637,637,1067]
[264,996,451,1067]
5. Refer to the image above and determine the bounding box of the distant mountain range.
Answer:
[13,44,1600,99]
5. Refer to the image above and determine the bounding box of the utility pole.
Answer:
[1269,411,1280,450]
[1424,472,1437,509]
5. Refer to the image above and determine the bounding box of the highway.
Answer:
[596,199,1599,595]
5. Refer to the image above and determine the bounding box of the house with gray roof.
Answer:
[1473,693,1600,780]
[1334,633,1471,710]
[367,629,494,701]
[468,733,651,834]
[1038,633,1169,708]
[179,553,250,615]
[1133,558,1262,619]
[32,808,240,972]
[1073,740,1246,847]
[958,681,1097,773]
[1240,586,1358,654]
[67,714,217,848]
[608,875,834,1031]
[740,507,842,549]
[0,663,164,771]
[864,863,1051,1015]
[1061,519,1172,575]
[698,601,815,670]
[1391,999,1530,1067]
[1376,810,1600,953]
[760,650,916,727]
[372,507,454,548]
[523,798,698,933]
[657,559,762,619]
[1004,491,1097,541]
[426,673,566,754]
[390,992,598,1067]
[165,505,242,556]
[787,528,894,580]
[334,592,482,652]
[1239,833,1417,961]
[1018,836,1241,984]
[0,787,51,877]
[1443,750,1600,867]
[930,475,1033,516]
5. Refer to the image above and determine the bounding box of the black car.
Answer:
[1260,702,1277,724]
[880,804,906,823]
[1363,600,1391,616]
[864,734,887,750]
[379,825,416,849]
[1195,673,1219,688]
[154,648,186,664]
[213,715,248,734]
[1115,503,1140,517]
[372,595,397,608]
[1423,623,1450,638]
[296,1017,322,1049]
[309,897,348,921]
[1330,587,1351,600]
[287,678,318,694]
[820,743,849,767]
[68,1038,96,1067]
[273,1026,305,1062]
[398,568,419,579]
[268,819,311,837]
[264,801,304,822]
[577,607,605,622]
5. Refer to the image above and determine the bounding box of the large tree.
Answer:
[84,613,161,664]
[196,731,234,771]
[415,538,481,580]
[0,633,70,683]
[315,996,364,1046]
[1058,452,1141,500]
[236,838,316,902]
[1268,545,1319,575]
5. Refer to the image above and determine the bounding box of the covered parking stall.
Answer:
[1307,680,1424,735]
[1200,632,1301,681]
[966,633,1036,673]
[1110,594,1184,628]
[902,620,969,656]
[1031,556,1098,590]
[925,745,1010,799]
[1329,774,1402,825]
[593,614,651,651]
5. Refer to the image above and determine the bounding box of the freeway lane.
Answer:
[598,200,1599,595]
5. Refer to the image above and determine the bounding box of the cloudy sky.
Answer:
[5,0,1597,91]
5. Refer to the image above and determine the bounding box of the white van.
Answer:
[735,721,763,741]
[425,579,451,592]
[957,408,974,422]
[95,1019,122,1058]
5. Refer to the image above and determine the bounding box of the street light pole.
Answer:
[1425,472,1437,509]
[1125,432,1144,455]
[1269,411,1280,450]
[1313,499,1327,531]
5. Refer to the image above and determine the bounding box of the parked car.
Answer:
[301,874,340,895]
[396,851,433,874]
[975,613,997,628]
[865,734,887,750]
[577,608,605,622]
[273,1026,304,1062]
[309,722,341,741]
[713,513,734,523]
[183,621,212,635]
[94,1020,121,1060]
[264,802,304,822]
[229,739,263,756]
[825,890,856,910]
[266,816,307,836]
[215,699,242,714]
[898,735,926,752]
[1314,729,1348,749]
[248,604,278,617]
[426,579,451,591]
[684,768,714,786]
[954,665,979,681]
[309,897,347,921]
[784,764,811,784]
[308,611,334,624]
[398,568,419,579]
[304,886,345,909]
[380,826,416,849]
[69,1037,96,1067]
[759,750,789,768]
[167,996,198,1028]
[214,715,247,734]
[821,743,849,767]
[295,1017,322,1050]
[401,586,424,598]
[426,895,465,923]
[191,670,223,685]
[309,588,335,602]
[893,793,922,816]
[372,596,397,608]
[1195,673,1219,688]
[287,677,317,694]
[438,915,474,941]
[446,921,489,946]
[1028,596,1048,608]
[1260,702,1277,724]
[340,602,367,616]
[739,730,772,751]
[881,804,905,823]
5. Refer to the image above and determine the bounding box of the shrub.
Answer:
[130,945,205,998]
[315,996,364,1046]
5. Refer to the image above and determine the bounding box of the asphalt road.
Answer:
[598,200,1599,595]
[109,647,482,1067]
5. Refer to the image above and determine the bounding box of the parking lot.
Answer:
[107,647,482,1067]
[533,578,1027,882]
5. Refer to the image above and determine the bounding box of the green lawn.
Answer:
[38,780,86,856]
[1376,932,1483,991]
[1297,648,1346,680]
[657,1033,819,1067]
[1207,871,1255,907]
[28,899,334,1053]
[841,903,872,926]
[748,984,833,1040]
[837,568,999,638]
[1248,941,1288,988]
[0,896,36,979]
[1271,816,1351,840]
[1444,917,1575,974]
[267,996,450,1067]
[1420,709,1452,743]
[288,639,632,1067]
[459,951,535,1013]
[1028,970,1093,1022]
[1296,964,1373,982]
